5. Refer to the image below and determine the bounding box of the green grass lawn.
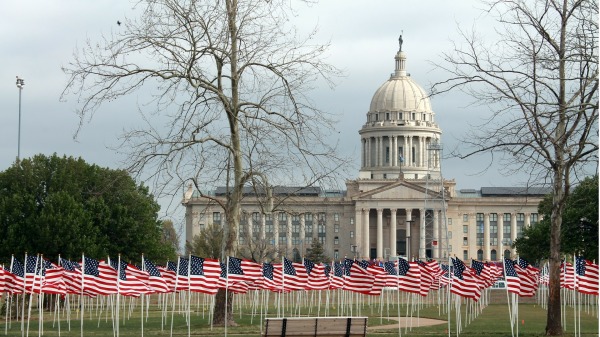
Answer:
[3,294,598,336]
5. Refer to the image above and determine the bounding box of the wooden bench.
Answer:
[263,316,368,337]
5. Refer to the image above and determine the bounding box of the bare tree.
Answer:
[431,0,597,335]
[62,0,348,325]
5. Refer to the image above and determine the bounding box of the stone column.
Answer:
[525,213,531,228]
[273,214,279,254]
[497,213,503,261]
[363,209,370,259]
[300,214,306,253]
[419,208,426,258]
[366,138,371,167]
[390,209,397,257]
[432,209,439,259]
[510,213,517,257]
[408,137,413,166]
[376,137,381,167]
[286,214,292,256]
[392,136,397,167]
[406,209,412,258]
[403,136,408,166]
[260,213,266,240]
[484,213,490,261]
[377,208,384,260]
[355,208,363,257]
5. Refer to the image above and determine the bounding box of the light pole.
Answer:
[16,76,25,161]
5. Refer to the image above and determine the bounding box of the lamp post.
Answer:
[16,76,25,161]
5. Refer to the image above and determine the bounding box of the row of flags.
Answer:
[0,254,596,299]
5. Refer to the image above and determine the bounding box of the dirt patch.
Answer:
[368,317,447,331]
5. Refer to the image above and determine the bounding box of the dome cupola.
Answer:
[358,36,442,181]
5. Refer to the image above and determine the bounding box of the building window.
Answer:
[412,112,415,120]
[292,223,300,234]
[463,225,468,234]
[334,213,340,222]
[463,250,468,261]
[476,213,484,246]
[239,236,245,244]
[463,214,469,222]
[350,217,354,225]
[531,213,538,224]
[448,218,453,225]
[334,250,339,260]
[199,223,205,231]
[334,236,339,245]
[490,213,498,246]
[292,214,300,222]
[279,236,287,245]
[252,212,260,221]
[463,237,468,246]
[292,237,300,245]
[334,224,340,233]
[385,147,390,163]
[491,249,497,261]
[504,249,511,260]
[448,231,452,239]
[278,212,287,222]
[386,112,390,120]
[305,223,313,236]
[318,224,326,234]
[305,213,313,221]
[477,249,483,261]
[318,237,325,244]
[213,212,221,222]
[306,237,313,244]
[350,231,354,238]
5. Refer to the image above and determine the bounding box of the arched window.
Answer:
[477,249,483,261]
[504,249,511,260]
[491,249,497,261]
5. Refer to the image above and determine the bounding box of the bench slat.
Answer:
[263,317,367,337]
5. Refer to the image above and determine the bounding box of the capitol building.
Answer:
[182,40,548,263]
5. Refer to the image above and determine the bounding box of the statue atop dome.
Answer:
[398,34,403,52]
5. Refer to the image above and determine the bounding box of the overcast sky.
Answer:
[0,1,534,224]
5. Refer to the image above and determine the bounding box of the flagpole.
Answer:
[80,254,85,337]
[225,257,229,337]
[170,256,181,337]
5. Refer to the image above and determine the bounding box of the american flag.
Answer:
[24,254,43,293]
[158,262,178,292]
[365,264,387,295]
[439,264,452,286]
[41,259,66,295]
[219,261,248,293]
[118,263,151,296]
[383,261,399,287]
[81,257,118,295]
[6,256,25,294]
[398,258,420,294]
[514,258,538,297]
[575,257,599,295]
[329,261,345,289]
[561,261,575,290]
[282,258,308,291]
[59,258,84,294]
[189,255,220,295]
[261,263,281,292]
[342,258,373,294]
[304,259,329,290]
[416,260,433,296]
[451,257,481,301]
[504,258,521,295]
[142,258,169,293]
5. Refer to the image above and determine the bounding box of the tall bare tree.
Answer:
[62,0,347,325]
[432,1,597,335]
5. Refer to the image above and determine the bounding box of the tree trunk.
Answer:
[212,288,237,326]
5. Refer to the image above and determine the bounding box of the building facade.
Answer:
[182,41,548,262]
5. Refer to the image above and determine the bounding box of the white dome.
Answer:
[369,50,432,113]
[369,76,431,113]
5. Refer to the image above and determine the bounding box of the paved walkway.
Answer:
[368,316,447,331]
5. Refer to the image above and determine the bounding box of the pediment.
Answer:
[352,179,441,201]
